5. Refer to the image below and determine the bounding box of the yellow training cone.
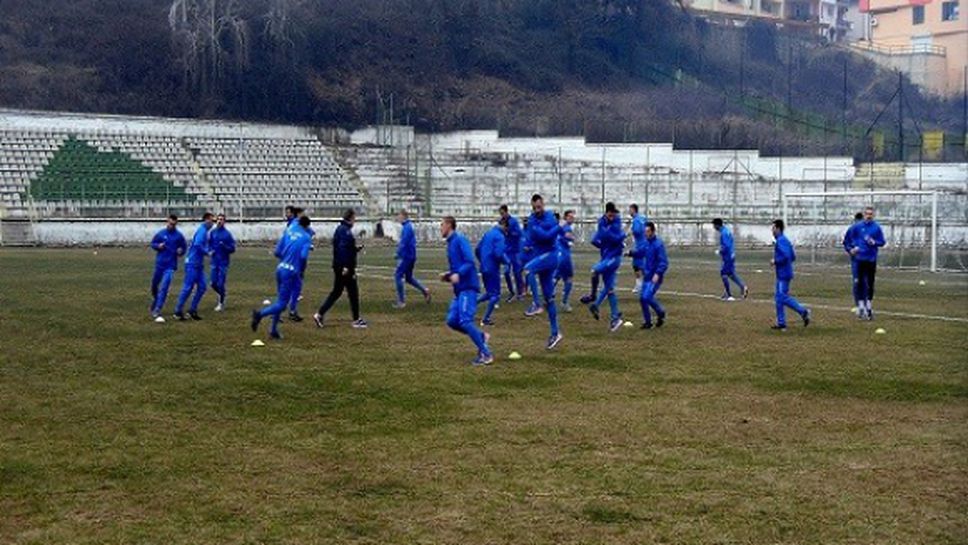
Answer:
[251,339,266,347]
[508,351,522,360]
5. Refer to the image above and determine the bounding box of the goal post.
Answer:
[782,190,940,273]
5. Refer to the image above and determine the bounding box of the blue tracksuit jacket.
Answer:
[774,234,796,281]
[852,220,886,262]
[151,227,187,271]
[719,225,737,261]
[447,232,481,294]
[527,210,561,255]
[630,236,669,279]
[397,220,417,261]
[209,226,236,267]
[476,226,507,274]
[184,224,212,268]
[592,215,626,260]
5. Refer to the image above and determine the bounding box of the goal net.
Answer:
[781,190,967,272]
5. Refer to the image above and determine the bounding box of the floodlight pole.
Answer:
[931,191,938,273]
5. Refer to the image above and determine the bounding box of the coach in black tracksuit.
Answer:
[314,209,368,329]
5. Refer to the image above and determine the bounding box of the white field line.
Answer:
[356,264,968,324]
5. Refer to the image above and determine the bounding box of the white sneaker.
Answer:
[726,296,736,302]
[214,303,225,312]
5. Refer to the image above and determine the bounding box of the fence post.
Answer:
[931,191,938,272]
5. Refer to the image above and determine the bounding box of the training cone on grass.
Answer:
[623,321,634,328]
[508,351,522,360]
[919,280,927,286]
[251,339,266,347]
[874,328,887,335]
[262,299,272,306]
[154,316,166,323]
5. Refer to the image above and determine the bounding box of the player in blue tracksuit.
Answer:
[440,216,493,366]
[500,205,525,302]
[394,210,430,308]
[209,213,236,311]
[523,195,564,349]
[628,204,648,294]
[584,202,627,332]
[174,213,215,320]
[252,215,313,340]
[842,212,864,314]
[276,206,307,322]
[519,219,538,303]
[771,219,811,330]
[149,214,187,320]
[555,210,576,312]
[627,222,668,329]
[476,219,508,326]
[713,218,749,301]
[848,207,886,320]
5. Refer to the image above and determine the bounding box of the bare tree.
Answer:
[168,0,250,94]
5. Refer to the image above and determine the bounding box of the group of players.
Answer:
[148,197,887,366]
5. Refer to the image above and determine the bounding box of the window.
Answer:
[942,1,960,21]
[913,5,925,24]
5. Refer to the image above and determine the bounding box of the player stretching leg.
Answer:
[770,219,811,331]
[712,218,748,301]
[441,216,493,366]
[252,216,313,340]
[393,210,430,308]
[587,202,627,332]
[524,195,564,349]
[149,214,187,321]
[556,210,576,312]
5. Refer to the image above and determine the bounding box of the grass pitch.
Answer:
[1,244,966,544]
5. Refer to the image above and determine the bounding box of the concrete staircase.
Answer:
[0,220,36,246]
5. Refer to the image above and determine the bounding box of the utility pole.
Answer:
[842,58,848,155]
[897,72,905,162]
[786,45,793,119]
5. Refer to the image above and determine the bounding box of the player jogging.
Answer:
[556,210,576,312]
[848,207,886,320]
[842,212,864,314]
[629,204,648,294]
[712,218,748,301]
[149,214,187,321]
[770,219,811,331]
[209,213,236,312]
[440,216,494,366]
[174,212,215,321]
[499,205,525,302]
[476,218,507,326]
[252,215,313,340]
[627,221,668,329]
[393,209,430,308]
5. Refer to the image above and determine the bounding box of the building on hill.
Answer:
[851,0,967,96]
[685,0,852,41]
